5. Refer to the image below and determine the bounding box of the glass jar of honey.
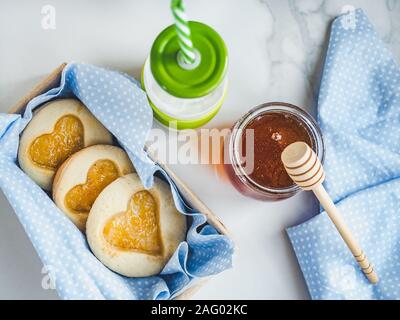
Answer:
[227,102,325,201]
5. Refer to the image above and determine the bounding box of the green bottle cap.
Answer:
[150,21,228,99]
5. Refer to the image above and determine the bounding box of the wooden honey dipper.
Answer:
[281,142,378,284]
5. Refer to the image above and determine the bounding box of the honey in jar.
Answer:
[228,102,324,201]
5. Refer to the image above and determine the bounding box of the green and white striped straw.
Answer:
[171,0,196,65]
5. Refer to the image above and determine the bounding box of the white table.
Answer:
[0,0,399,300]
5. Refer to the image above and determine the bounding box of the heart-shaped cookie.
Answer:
[86,174,187,277]
[30,115,84,170]
[65,159,120,213]
[103,190,162,255]
[19,99,113,190]
[53,145,134,231]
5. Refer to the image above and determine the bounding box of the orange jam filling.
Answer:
[65,160,120,214]
[103,190,162,255]
[29,115,84,170]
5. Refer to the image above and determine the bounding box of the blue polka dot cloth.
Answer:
[287,9,400,300]
[0,62,234,300]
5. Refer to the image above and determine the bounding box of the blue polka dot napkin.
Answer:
[287,9,400,300]
[0,62,234,300]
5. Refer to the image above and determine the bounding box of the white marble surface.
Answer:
[0,0,399,300]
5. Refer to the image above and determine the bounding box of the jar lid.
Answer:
[150,21,228,99]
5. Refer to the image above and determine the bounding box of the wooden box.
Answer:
[9,63,232,300]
